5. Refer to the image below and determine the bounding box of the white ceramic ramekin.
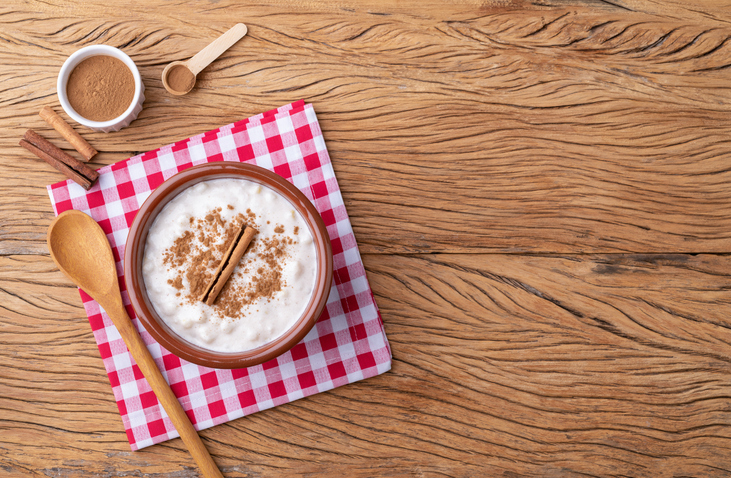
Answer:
[57,45,145,133]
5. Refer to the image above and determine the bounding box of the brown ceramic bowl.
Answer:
[124,162,333,369]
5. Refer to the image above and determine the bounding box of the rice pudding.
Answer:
[142,178,317,353]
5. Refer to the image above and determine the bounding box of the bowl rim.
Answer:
[124,162,333,369]
[57,45,143,129]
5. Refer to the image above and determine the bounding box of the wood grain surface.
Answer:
[1,0,730,477]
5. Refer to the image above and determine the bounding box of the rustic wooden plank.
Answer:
[2,2,731,255]
[1,253,730,476]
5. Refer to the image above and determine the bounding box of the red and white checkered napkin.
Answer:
[46,101,391,450]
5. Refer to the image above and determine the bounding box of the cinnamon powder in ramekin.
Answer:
[66,55,135,122]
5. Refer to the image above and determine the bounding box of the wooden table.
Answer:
[2,1,730,476]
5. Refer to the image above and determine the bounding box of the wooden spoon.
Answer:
[47,210,223,478]
[162,23,248,95]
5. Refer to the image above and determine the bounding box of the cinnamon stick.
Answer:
[39,106,97,161]
[19,139,94,190]
[20,129,99,190]
[200,223,257,306]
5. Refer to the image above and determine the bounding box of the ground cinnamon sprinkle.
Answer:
[161,206,295,320]
[163,230,195,267]
[168,277,183,290]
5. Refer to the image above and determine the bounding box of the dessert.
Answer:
[142,178,317,353]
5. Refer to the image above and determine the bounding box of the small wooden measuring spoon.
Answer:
[47,210,224,478]
[162,23,248,95]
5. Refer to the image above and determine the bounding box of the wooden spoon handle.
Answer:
[104,295,223,478]
[186,23,248,76]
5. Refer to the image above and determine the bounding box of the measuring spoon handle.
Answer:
[187,23,248,76]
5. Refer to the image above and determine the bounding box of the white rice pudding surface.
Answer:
[142,178,317,353]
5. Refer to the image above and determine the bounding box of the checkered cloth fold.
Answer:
[46,101,391,450]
